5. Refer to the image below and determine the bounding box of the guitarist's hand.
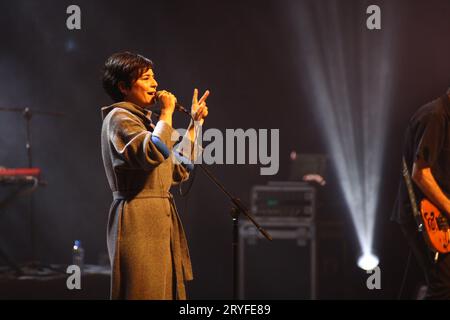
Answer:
[413,162,450,217]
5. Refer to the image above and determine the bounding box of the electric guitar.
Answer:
[419,199,450,253]
[402,157,450,254]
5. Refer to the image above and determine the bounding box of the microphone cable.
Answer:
[176,104,201,198]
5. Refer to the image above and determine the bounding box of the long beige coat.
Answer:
[101,101,194,300]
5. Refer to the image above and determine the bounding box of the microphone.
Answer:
[154,91,190,115]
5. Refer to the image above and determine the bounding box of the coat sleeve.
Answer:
[172,123,204,185]
[108,110,177,171]
[172,141,194,185]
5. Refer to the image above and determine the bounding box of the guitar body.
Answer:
[420,199,450,253]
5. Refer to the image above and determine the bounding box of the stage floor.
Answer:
[0,264,110,299]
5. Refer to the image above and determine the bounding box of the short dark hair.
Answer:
[102,51,153,102]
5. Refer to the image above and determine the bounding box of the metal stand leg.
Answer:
[0,243,22,276]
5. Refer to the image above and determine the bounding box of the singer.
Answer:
[100,51,209,300]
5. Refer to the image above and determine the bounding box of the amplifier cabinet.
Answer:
[238,220,316,299]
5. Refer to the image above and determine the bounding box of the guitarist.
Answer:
[392,89,450,299]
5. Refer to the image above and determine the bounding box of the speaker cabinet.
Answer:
[238,220,316,299]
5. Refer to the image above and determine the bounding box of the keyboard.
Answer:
[0,168,41,185]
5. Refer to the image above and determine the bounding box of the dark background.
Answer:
[0,0,449,299]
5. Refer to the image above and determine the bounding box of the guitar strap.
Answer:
[401,157,425,232]
[402,157,441,262]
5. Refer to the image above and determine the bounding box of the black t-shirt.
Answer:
[392,90,450,224]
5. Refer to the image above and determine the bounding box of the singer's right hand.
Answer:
[156,90,177,116]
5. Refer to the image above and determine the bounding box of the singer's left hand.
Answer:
[191,88,209,126]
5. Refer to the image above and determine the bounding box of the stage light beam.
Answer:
[358,253,380,271]
[286,0,396,269]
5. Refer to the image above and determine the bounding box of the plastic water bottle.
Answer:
[72,240,85,271]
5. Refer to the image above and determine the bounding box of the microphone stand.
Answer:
[174,105,272,299]
[0,106,64,268]
[197,164,272,299]
[0,107,65,168]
